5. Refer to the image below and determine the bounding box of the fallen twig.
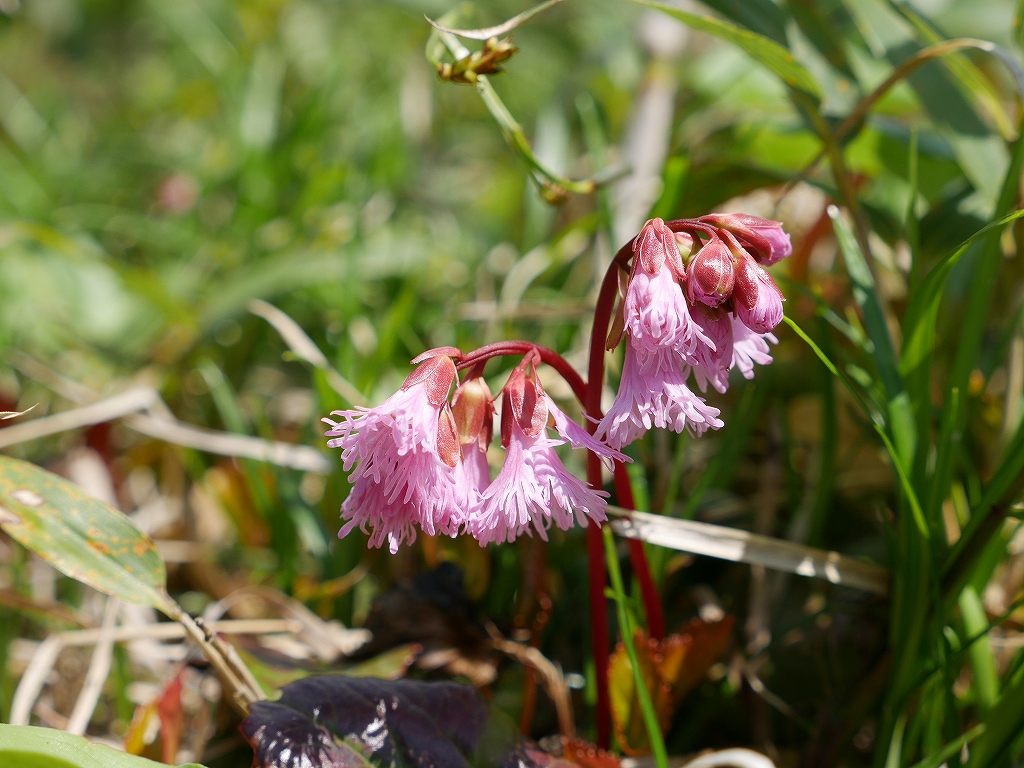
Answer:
[65,597,120,735]
[10,618,297,726]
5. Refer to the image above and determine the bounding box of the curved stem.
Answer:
[458,342,588,403]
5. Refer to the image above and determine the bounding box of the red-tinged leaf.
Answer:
[671,616,735,700]
[609,617,734,755]
[156,672,184,765]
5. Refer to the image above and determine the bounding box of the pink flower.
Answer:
[471,363,626,545]
[731,317,776,379]
[687,306,734,394]
[324,355,460,553]
[626,219,711,364]
[597,339,723,450]
[733,251,784,334]
[686,238,735,308]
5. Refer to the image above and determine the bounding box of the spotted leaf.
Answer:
[0,456,173,613]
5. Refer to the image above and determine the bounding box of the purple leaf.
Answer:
[241,676,489,768]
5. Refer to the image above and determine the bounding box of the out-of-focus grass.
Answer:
[1,0,1024,765]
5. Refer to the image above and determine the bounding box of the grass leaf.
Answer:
[627,0,822,97]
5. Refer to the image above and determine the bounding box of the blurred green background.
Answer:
[3,0,1024,765]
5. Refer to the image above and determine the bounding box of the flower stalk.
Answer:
[324,213,792,754]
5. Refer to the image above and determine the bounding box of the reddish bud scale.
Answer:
[633,218,686,279]
[733,254,760,311]
[402,355,457,406]
[435,405,461,467]
[699,213,792,266]
[500,364,548,447]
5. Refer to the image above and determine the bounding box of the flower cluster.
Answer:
[325,213,790,552]
[597,215,789,449]
[324,350,625,553]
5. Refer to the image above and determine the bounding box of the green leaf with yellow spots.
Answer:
[0,456,174,614]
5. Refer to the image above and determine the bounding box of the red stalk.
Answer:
[584,243,665,747]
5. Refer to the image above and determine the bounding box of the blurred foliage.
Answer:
[2,0,1024,766]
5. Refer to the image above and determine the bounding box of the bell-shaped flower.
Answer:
[471,362,625,545]
[686,238,735,309]
[324,353,460,553]
[597,339,723,450]
[626,218,711,364]
[733,251,784,334]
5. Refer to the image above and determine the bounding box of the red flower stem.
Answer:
[457,342,587,403]
[584,243,665,747]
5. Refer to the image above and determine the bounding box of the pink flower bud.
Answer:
[451,376,494,449]
[700,213,792,266]
[686,239,735,308]
[733,252,784,334]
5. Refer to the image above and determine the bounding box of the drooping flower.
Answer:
[626,218,710,364]
[732,250,785,334]
[597,339,723,450]
[472,361,626,545]
[324,353,460,553]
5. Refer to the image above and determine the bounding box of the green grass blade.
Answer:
[907,723,985,768]
[627,0,821,97]
[828,206,917,470]
[890,1,1016,139]
[921,117,1024,528]
[782,316,927,538]
[603,526,668,768]
[959,585,999,713]
[966,669,1024,767]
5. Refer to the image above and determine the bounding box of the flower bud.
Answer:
[733,252,784,333]
[633,218,681,276]
[700,213,792,266]
[402,355,457,406]
[451,376,494,449]
[686,239,735,308]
